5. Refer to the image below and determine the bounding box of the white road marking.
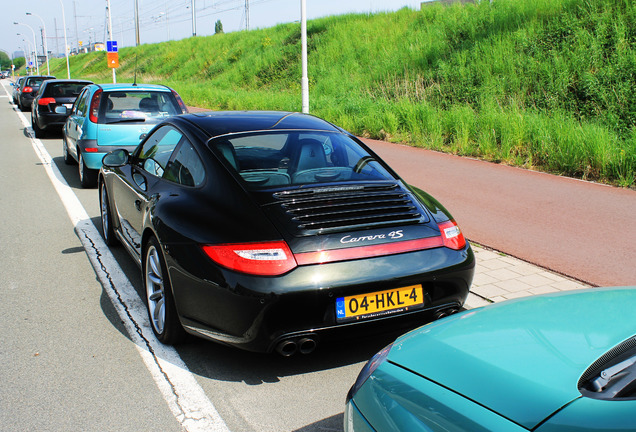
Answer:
[3,82,230,432]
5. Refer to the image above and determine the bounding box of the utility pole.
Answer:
[300,0,309,113]
[245,0,249,31]
[73,0,79,53]
[54,18,59,58]
[106,0,116,83]
[191,0,197,37]
[57,0,70,78]
[134,0,140,46]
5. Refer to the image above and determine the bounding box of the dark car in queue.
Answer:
[31,79,93,138]
[345,287,636,432]
[11,77,26,105]
[98,111,475,355]
[62,83,188,188]
[16,75,56,111]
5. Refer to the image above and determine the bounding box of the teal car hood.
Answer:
[389,287,636,429]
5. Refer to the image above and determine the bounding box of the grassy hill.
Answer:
[42,0,636,186]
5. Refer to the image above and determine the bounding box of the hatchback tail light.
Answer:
[202,241,298,276]
[171,89,188,114]
[38,97,56,106]
[438,220,466,250]
[23,86,33,93]
[89,89,102,123]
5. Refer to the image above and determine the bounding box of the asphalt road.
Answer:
[362,138,636,287]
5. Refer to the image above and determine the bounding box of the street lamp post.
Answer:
[14,22,39,75]
[17,35,34,75]
[26,12,50,75]
[300,0,309,113]
[58,0,70,78]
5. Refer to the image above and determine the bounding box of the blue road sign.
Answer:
[106,41,118,53]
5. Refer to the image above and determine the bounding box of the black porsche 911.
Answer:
[99,111,475,355]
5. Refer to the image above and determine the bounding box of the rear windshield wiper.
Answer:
[104,118,147,124]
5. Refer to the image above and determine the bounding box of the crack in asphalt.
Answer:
[78,227,195,424]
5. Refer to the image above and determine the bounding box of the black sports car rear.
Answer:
[99,111,475,354]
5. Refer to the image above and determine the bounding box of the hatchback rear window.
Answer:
[100,91,181,123]
[210,131,395,188]
[45,83,88,98]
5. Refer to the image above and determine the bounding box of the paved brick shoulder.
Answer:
[465,244,590,309]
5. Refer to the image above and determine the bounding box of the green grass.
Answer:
[37,0,636,187]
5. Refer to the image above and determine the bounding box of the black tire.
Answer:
[32,116,45,138]
[62,139,74,165]
[99,181,118,247]
[144,236,186,344]
[78,152,98,188]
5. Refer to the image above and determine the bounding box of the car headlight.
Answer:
[346,343,393,403]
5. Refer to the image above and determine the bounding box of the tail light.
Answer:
[438,220,466,250]
[202,241,297,276]
[171,89,188,114]
[23,86,33,93]
[89,89,102,123]
[38,97,56,106]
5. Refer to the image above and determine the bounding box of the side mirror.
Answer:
[55,106,68,115]
[102,149,130,168]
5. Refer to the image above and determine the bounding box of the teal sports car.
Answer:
[62,83,188,187]
[345,287,636,432]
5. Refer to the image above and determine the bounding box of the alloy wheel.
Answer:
[146,244,166,335]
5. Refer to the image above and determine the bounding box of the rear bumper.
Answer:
[35,113,69,130]
[167,242,475,353]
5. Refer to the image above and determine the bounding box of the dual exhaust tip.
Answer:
[434,307,460,320]
[275,336,317,357]
[275,308,458,356]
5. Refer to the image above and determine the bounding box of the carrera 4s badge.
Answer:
[340,230,404,244]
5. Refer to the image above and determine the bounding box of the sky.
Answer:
[2,0,425,61]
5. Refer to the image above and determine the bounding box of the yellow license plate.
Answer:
[336,285,424,321]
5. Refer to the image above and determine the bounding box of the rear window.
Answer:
[100,90,181,124]
[44,83,89,97]
[210,131,395,189]
[26,77,53,87]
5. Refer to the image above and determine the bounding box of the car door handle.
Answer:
[134,199,142,211]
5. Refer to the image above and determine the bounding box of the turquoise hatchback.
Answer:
[346,287,636,432]
[62,83,187,187]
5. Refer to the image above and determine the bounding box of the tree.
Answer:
[0,51,11,69]
[13,57,25,70]
[214,20,224,35]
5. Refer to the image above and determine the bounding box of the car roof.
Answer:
[41,79,93,87]
[43,79,93,84]
[94,83,172,92]
[25,75,56,81]
[176,111,343,138]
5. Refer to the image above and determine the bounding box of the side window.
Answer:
[138,126,183,177]
[164,141,205,187]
